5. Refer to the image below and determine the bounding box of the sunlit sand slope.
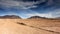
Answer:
[0,19,60,34]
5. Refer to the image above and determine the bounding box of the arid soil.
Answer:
[0,19,60,34]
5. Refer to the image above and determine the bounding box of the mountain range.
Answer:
[0,15,59,19]
[0,15,21,19]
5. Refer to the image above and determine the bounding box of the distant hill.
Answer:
[0,15,21,19]
[28,16,47,19]
[55,17,60,19]
[28,16,60,20]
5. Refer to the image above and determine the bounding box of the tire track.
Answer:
[17,22,60,34]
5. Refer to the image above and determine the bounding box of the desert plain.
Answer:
[0,17,60,34]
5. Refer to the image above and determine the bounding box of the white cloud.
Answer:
[25,9,60,18]
[26,12,53,18]
[0,0,60,18]
[0,0,46,9]
[0,11,18,16]
[51,9,60,18]
[0,0,60,10]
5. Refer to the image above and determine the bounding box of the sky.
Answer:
[0,0,60,18]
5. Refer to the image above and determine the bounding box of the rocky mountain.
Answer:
[0,15,21,19]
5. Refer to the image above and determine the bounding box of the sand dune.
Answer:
[0,18,60,34]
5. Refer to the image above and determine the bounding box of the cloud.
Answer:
[0,11,18,16]
[25,9,60,18]
[0,0,60,10]
[0,0,60,11]
[51,9,60,18]
[0,0,47,9]
[26,12,53,18]
[0,1,36,9]
[0,0,60,18]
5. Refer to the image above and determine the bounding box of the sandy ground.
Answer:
[0,19,60,34]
